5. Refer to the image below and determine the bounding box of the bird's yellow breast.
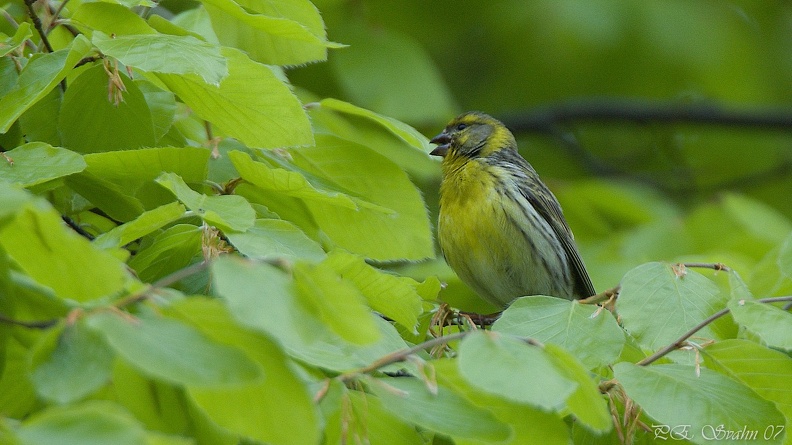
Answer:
[436,156,570,306]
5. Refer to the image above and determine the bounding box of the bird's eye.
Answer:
[456,123,467,131]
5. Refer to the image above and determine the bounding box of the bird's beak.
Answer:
[430,132,451,157]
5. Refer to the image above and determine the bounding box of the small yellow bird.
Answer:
[430,111,595,308]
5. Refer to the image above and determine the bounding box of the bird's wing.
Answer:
[516,162,597,298]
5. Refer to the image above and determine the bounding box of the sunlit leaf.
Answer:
[324,250,423,332]
[0,142,85,187]
[434,359,570,445]
[71,2,156,35]
[93,202,187,249]
[0,205,128,302]
[0,35,93,133]
[225,218,325,261]
[703,339,792,425]
[368,376,511,442]
[618,262,730,351]
[93,32,227,85]
[156,172,254,232]
[457,331,577,410]
[544,344,611,433]
[289,136,434,261]
[17,401,146,445]
[729,298,792,352]
[127,224,203,283]
[30,323,114,404]
[168,298,321,445]
[292,260,381,345]
[229,150,358,209]
[86,312,261,387]
[493,296,625,369]
[309,98,438,181]
[212,256,410,371]
[0,23,32,57]
[200,0,339,66]
[615,363,785,445]
[157,48,312,148]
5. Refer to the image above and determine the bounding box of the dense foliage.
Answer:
[1,0,791,444]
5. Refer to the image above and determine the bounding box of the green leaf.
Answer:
[544,344,612,433]
[310,98,438,182]
[30,322,114,404]
[225,218,325,261]
[703,339,792,425]
[618,262,729,351]
[367,376,511,442]
[109,361,202,438]
[137,80,177,142]
[493,296,625,369]
[127,224,203,283]
[0,142,85,187]
[0,22,32,57]
[58,64,156,153]
[614,363,786,445]
[93,202,187,249]
[728,298,792,351]
[84,147,210,187]
[0,35,93,133]
[71,2,156,35]
[324,250,423,332]
[434,358,570,445]
[65,172,146,222]
[18,86,62,146]
[0,183,32,220]
[330,24,456,124]
[200,0,337,66]
[457,331,577,410]
[0,205,128,302]
[289,136,434,261]
[93,32,227,85]
[292,260,381,345]
[168,298,321,445]
[322,387,425,445]
[167,6,220,43]
[212,256,410,371]
[17,401,146,445]
[155,172,254,232]
[229,150,358,209]
[157,48,312,148]
[86,311,261,387]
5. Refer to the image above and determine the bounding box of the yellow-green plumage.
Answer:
[431,111,595,308]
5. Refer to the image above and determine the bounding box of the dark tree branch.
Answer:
[62,215,94,240]
[501,99,792,133]
[22,0,54,53]
[500,99,792,195]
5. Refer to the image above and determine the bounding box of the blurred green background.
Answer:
[289,0,792,312]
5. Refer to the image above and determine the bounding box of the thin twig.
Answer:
[682,262,731,272]
[0,313,58,329]
[637,295,792,366]
[342,331,470,379]
[22,0,54,52]
[579,285,620,305]
[62,215,94,240]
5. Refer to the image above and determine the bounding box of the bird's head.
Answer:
[430,111,517,160]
